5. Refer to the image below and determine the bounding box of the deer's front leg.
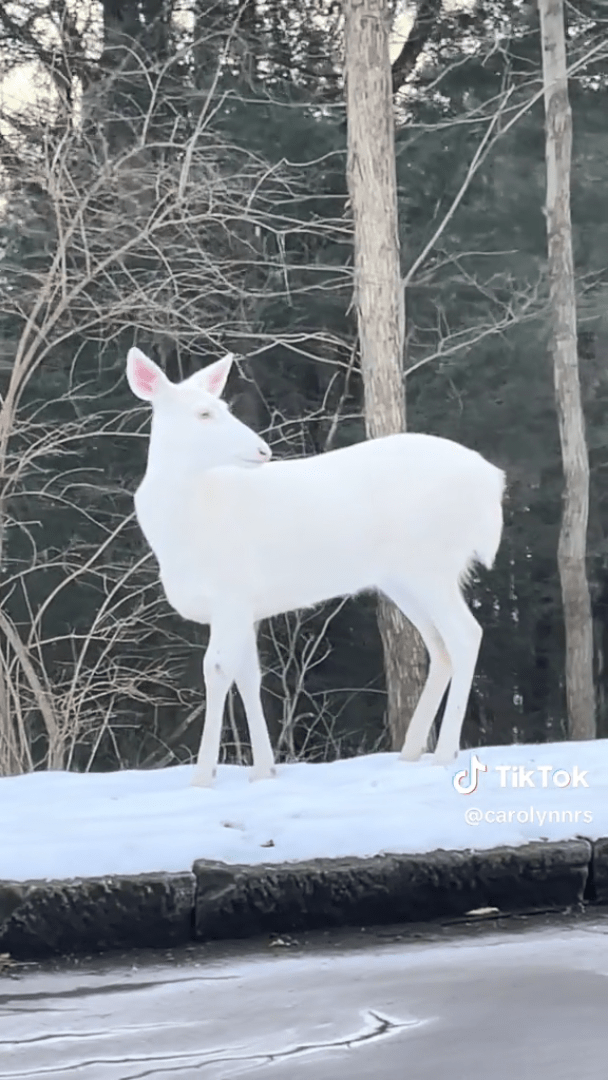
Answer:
[234,626,276,782]
[192,613,249,788]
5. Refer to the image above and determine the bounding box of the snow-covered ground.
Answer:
[1,740,606,882]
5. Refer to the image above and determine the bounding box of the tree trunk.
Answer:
[538,0,595,739]
[344,0,426,751]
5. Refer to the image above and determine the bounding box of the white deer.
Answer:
[127,346,505,787]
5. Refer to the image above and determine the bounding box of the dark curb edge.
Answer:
[0,837,604,960]
[0,872,196,959]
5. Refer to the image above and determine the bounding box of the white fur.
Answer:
[127,346,505,786]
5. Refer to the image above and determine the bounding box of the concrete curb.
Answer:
[0,837,603,960]
[0,873,195,959]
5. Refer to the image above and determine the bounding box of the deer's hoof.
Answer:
[432,748,459,767]
[249,764,277,783]
[400,744,426,763]
[190,769,216,788]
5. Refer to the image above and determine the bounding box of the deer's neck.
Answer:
[145,434,202,484]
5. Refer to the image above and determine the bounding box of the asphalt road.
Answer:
[1,910,607,1080]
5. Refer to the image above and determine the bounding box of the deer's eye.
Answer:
[198,410,212,420]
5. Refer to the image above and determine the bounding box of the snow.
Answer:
[0,740,606,882]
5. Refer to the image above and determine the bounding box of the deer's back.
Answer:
[137,433,503,623]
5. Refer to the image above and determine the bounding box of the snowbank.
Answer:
[1,741,606,882]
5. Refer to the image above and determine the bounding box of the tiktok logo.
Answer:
[453,753,488,795]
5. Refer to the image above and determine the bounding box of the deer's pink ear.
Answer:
[126,348,167,401]
[197,354,234,398]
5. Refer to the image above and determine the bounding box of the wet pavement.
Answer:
[1,909,607,1079]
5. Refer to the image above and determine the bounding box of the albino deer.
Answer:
[127,346,505,787]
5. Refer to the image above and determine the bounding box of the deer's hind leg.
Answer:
[425,587,482,765]
[386,576,482,765]
[380,579,453,762]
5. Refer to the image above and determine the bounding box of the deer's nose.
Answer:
[258,443,272,462]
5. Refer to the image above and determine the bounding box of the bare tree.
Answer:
[343,0,427,751]
[0,39,353,774]
[538,0,595,739]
